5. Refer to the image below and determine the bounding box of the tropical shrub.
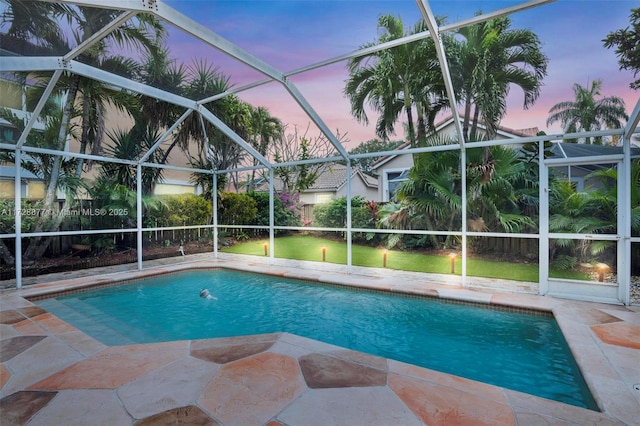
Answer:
[384,140,537,250]
[247,192,301,234]
[549,159,640,271]
[218,192,257,226]
[154,193,212,227]
[313,196,380,243]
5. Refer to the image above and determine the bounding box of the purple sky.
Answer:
[164,0,638,149]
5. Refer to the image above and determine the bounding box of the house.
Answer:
[371,115,539,201]
[254,163,379,220]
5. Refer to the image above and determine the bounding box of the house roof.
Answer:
[255,164,377,193]
[550,142,640,159]
[0,165,40,180]
[371,115,540,171]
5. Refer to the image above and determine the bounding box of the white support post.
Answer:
[136,164,143,271]
[213,172,218,258]
[618,140,631,305]
[14,150,22,288]
[346,160,352,273]
[460,145,467,287]
[539,142,550,295]
[269,168,275,262]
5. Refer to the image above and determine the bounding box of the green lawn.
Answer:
[221,235,588,282]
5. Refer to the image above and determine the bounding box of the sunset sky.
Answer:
[163,0,638,148]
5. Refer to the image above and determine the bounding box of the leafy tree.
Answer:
[247,192,301,233]
[312,196,378,243]
[546,80,628,144]
[81,179,162,252]
[341,139,404,173]
[218,192,257,226]
[269,125,343,193]
[603,7,640,90]
[0,199,52,265]
[0,106,83,262]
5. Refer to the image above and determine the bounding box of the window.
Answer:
[383,169,409,202]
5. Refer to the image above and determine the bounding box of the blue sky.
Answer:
[163,0,638,147]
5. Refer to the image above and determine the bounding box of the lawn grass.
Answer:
[221,234,589,282]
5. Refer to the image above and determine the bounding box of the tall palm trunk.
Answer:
[23,74,80,261]
[403,83,416,147]
[75,92,91,179]
[415,100,426,143]
[462,100,472,142]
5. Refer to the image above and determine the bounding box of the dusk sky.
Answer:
[162,0,639,148]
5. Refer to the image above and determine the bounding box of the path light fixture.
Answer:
[449,253,457,274]
[263,242,268,256]
[321,245,327,262]
[383,249,388,268]
[596,263,609,282]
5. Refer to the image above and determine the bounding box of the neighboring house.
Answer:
[255,163,379,221]
[371,115,539,201]
[549,142,640,191]
[0,76,200,198]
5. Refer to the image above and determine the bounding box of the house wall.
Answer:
[336,177,379,201]
[300,192,333,204]
[0,180,45,200]
[155,182,197,195]
[0,79,21,110]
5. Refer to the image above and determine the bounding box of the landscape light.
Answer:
[449,253,457,274]
[263,242,268,256]
[383,249,388,268]
[596,263,609,282]
[321,245,327,262]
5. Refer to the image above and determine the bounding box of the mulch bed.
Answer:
[0,241,213,281]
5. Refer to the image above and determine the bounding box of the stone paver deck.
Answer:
[1,253,639,425]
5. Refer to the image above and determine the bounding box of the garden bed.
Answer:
[0,241,212,281]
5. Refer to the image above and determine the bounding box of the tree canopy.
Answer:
[603,7,640,90]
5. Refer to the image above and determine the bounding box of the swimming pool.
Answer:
[35,269,597,410]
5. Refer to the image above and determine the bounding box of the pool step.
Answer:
[37,298,144,346]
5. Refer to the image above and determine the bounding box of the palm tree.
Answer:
[0,105,80,263]
[549,160,640,269]
[99,126,165,195]
[381,134,537,249]
[546,80,628,144]
[137,44,187,133]
[453,14,548,142]
[2,1,165,261]
[0,0,68,54]
[345,15,445,148]
[246,106,282,192]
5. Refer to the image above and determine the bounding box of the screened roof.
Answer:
[1,0,638,169]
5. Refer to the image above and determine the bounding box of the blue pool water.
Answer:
[36,270,597,410]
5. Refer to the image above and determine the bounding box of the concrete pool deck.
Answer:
[1,253,639,425]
